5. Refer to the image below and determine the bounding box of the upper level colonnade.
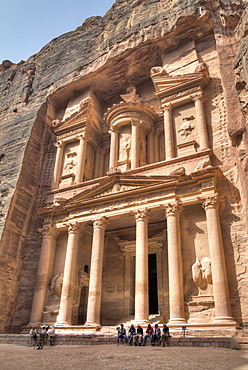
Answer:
[50,65,211,191]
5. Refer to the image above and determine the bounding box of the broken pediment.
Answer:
[52,96,102,138]
[150,64,210,100]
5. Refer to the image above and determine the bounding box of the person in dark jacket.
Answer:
[153,323,161,346]
[161,323,171,347]
[128,324,136,345]
[134,325,143,346]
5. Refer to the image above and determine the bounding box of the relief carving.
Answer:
[50,274,64,297]
[192,257,212,293]
[120,137,131,160]
[63,152,77,175]
[178,116,195,139]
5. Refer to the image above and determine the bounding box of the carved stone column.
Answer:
[191,93,209,150]
[134,209,150,324]
[153,130,160,163]
[202,196,235,323]
[163,104,174,159]
[165,202,186,324]
[109,128,119,169]
[123,251,134,317]
[29,227,58,325]
[56,222,81,325]
[84,217,109,328]
[131,119,140,169]
[147,129,154,164]
[52,141,64,189]
[75,132,87,183]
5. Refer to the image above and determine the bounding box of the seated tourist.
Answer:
[161,323,171,347]
[116,323,127,345]
[142,323,154,346]
[127,324,136,345]
[153,323,161,346]
[134,325,143,346]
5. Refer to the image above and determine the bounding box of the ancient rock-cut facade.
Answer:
[0,0,248,333]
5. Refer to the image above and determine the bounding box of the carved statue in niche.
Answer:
[50,274,64,297]
[192,257,212,295]
[63,152,77,174]
[178,116,195,139]
[120,137,131,160]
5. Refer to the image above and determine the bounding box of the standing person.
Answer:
[36,326,47,350]
[142,324,154,346]
[48,326,55,346]
[29,326,37,347]
[134,325,143,346]
[153,324,161,346]
[116,324,127,345]
[127,324,136,345]
[161,323,171,347]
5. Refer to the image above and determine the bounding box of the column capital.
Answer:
[64,222,84,234]
[130,118,142,127]
[190,92,207,103]
[200,194,218,210]
[163,201,181,217]
[134,208,150,222]
[76,130,87,141]
[93,217,109,229]
[162,102,173,111]
[108,126,119,134]
[54,140,64,148]
[38,226,58,239]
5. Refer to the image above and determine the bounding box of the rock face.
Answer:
[0,0,247,333]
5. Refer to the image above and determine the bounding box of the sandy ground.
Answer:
[0,344,247,370]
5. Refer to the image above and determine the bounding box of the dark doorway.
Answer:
[78,286,88,324]
[149,253,158,314]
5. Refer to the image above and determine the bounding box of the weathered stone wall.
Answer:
[0,0,247,332]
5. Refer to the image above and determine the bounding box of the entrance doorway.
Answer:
[78,286,88,324]
[148,253,158,314]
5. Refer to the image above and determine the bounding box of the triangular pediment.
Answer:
[63,174,178,207]
[52,98,101,136]
[151,68,209,96]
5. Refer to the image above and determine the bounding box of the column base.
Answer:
[213,316,236,325]
[134,319,150,326]
[83,321,101,330]
[55,321,70,327]
[168,318,187,326]
[28,321,41,327]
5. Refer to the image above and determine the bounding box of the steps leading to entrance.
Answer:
[0,334,248,350]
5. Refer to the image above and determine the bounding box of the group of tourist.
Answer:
[29,325,55,349]
[116,323,171,347]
